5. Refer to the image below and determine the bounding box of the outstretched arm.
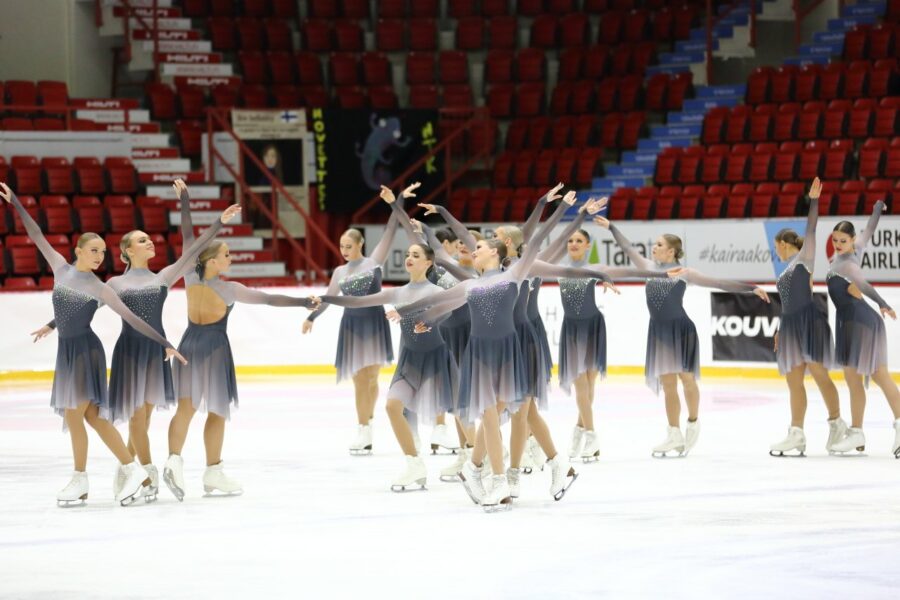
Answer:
[227,281,318,308]
[1,185,68,272]
[834,260,892,313]
[855,200,885,253]
[422,224,475,281]
[592,265,669,280]
[92,280,175,348]
[395,280,469,318]
[678,268,758,294]
[160,206,238,286]
[521,194,549,243]
[369,211,400,265]
[424,204,478,253]
[797,178,822,265]
[537,210,587,264]
[320,287,398,309]
[529,260,613,285]
[607,223,655,271]
[306,267,343,322]
[509,188,573,280]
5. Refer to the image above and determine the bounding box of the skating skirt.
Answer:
[389,344,458,423]
[108,331,175,424]
[516,319,550,410]
[834,300,888,379]
[530,315,553,382]
[173,320,238,419]
[439,315,470,367]
[457,332,527,425]
[645,315,699,394]
[558,312,608,394]
[335,306,394,382]
[776,302,835,375]
[51,331,109,425]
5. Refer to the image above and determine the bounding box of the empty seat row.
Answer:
[551,73,690,115]
[702,97,899,145]
[207,17,294,51]
[556,43,661,81]
[493,147,605,187]
[655,138,900,186]
[745,60,898,104]
[0,80,68,109]
[1,233,174,276]
[0,196,170,237]
[301,18,441,52]
[505,115,601,151]
[446,186,548,223]
[0,156,138,196]
[184,0,298,18]
[843,22,900,61]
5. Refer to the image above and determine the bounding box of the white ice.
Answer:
[1,375,899,599]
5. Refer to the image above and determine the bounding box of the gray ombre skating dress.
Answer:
[774,199,834,375]
[322,280,458,422]
[609,224,758,393]
[827,201,891,379]
[526,277,553,384]
[306,214,400,382]
[105,216,225,424]
[172,273,317,418]
[557,258,608,393]
[8,193,176,423]
[429,265,471,367]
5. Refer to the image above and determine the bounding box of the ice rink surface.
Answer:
[2,374,899,599]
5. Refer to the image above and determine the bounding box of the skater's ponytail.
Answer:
[341,228,365,253]
[497,225,524,258]
[775,228,804,250]
[434,228,457,245]
[483,238,509,268]
[119,230,140,272]
[196,240,225,278]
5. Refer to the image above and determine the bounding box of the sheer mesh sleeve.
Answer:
[855,200,885,253]
[521,194,548,243]
[320,288,398,309]
[396,281,469,318]
[435,206,478,253]
[160,218,223,286]
[225,281,318,308]
[833,259,891,310]
[536,210,587,264]
[388,198,426,245]
[369,211,400,265]
[608,224,655,271]
[423,225,475,281]
[594,265,669,280]
[306,266,343,322]
[797,194,820,267]
[680,269,757,293]
[10,192,68,272]
[510,198,570,280]
[179,187,196,247]
[91,279,174,348]
[529,260,613,284]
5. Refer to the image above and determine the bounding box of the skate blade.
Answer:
[482,498,512,513]
[57,494,88,508]
[581,453,600,463]
[118,492,141,507]
[894,448,900,459]
[203,486,244,497]
[143,488,159,503]
[769,449,806,457]
[651,448,685,458]
[521,466,533,475]
[439,474,462,482]
[349,446,373,456]
[553,471,579,501]
[391,480,427,493]
[162,469,185,502]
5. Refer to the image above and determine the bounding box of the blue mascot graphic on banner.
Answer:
[356,114,412,191]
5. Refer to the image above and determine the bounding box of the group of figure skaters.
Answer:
[1,173,896,513]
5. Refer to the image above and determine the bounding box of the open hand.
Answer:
[601,281,620,295]
[418,203,439,215]
[379,185,396,204]
[0,182,12,203]
[593,216,610,229]
[410,219,424,235]
[30,325,53,343]
[401,182,421,198]
[545,182,565,203]
[220,204,242,223]
[301,320,314,334]
[172,178,188,198]
[165,348,188,365]
[413,322,431,334]
[588,196,608,215]
[882,306,897,320]
[753,288,771,303]
[562,190,577,206]
[808,177,822,200]
[667,267,690,278]
[385,309,401,323]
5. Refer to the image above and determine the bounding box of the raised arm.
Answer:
[422,224,476,281]
[177,180,196,248]
[368,211,400,265]
[521,195,548,243]
[509,188,573,280]
[797,178,822,265]
[1,185,67,272]
[305,267,343,322]
[226,281,318,308]
[537,210,587,264]
[834,259,892,312]
[92,280,175,348]
[159,207,237,286]
[382,183,427,245]
[607,223,655,271]
[855,200,885,253]
[320,287,399,309]
[425,204,478,253]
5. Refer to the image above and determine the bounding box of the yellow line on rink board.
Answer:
[3,367,898,383]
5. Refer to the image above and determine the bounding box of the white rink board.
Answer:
[1,285,899,373]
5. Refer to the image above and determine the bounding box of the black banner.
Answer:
[710,292,829,362]
[311,108,441,214]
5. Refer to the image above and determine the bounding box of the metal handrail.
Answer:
[792,0,842,47]
[350,107,494,223]
[205,108,342,283]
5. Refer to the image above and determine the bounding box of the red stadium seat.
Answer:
[457,17,485,51]
[439,51,469,84]
[409,18,438,51]
[334,20,364,52]
[488,16,517,49]
[295,52,324,84]
[236,18,265,51]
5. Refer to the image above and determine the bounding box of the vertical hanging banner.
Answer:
[311,109,441,214]
[710,292,829,362]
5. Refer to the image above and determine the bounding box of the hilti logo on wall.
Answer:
[158,53,220,63]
